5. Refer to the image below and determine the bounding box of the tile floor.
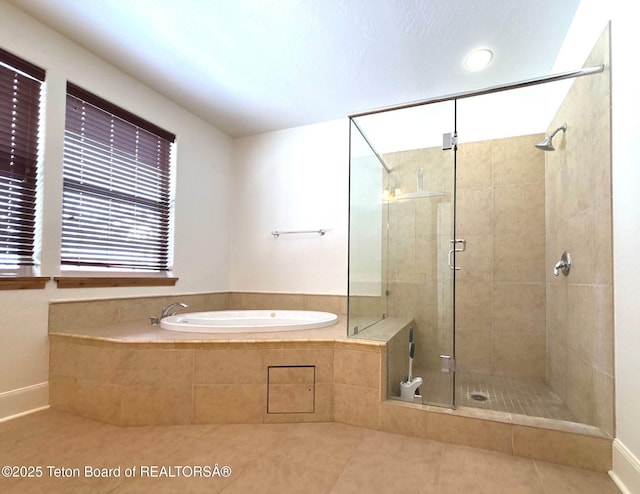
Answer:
[417,370,576,422]
[0,409,620,493]
[456,373,576,421]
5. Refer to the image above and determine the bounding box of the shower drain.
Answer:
[469,392,489,402]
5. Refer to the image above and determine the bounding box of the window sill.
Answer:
[0,276,50,290]
[54,276,179,289]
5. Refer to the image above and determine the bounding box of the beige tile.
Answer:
[593,200,613,285]
[2,408,623,493]
[229,292,306,310]
[456,187,493,235]
[119,384,192,425]
[49,375,79,414]
[202,291,230,310]
[333,347,381,389]
[106,474,228,493]
[219,456,337,494]
[49,299,122,332]
[591,284,614,376]
[455,280,492,330]
[546,283,568,345]
[73,378,122,424]
[493,283,545,333]
[303,294,347,314]
[378,401,430,439]
[332,428,443,493]
[565,350,594,425]
[194,348,265,385]
[268,365,314,385]
[415,201,440,237]
[493,183,545,234]
[545,336,567,400]
[592,370,615,437]
[50,340,121,383]
[493,232,545,282]
[512,425,612,472]
[565,284,596,360]
[492,331,545,378]
[119,349,193,386]
[564,207,595,284]
[535,460,620,494]
[192,384,266,424]
[455,234,493,283]
[265,383,333,423]
[268,383,314,414]
[415,235,439,281]
[426,410,513,454]
[391,281,437,323]
[269,422,364,472]
[456,329,492,374]
[492,134,545,186]
[439,443,544,494]
[388,199,416,239]
[261,347,334,384]
[0,408,98,442]
[333,383,379,429]
[7,476,121,493]
[457,140,493,188]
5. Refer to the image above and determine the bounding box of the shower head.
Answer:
[535,123,567,151]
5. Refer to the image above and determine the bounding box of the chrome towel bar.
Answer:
[271,229,326,238]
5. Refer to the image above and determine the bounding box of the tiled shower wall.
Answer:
[456,135,546,378]
[384,146,450,369]
[545,27,613,436]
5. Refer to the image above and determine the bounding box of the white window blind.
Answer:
[0,48,44,269]
[62,83,176,271]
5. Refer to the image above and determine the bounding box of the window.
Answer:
[61,83,176,275]
[0,47,45,287]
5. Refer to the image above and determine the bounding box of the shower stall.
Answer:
[347,27,613,436]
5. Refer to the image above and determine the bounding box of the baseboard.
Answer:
[611,438,640,494]
[0,382,49,423]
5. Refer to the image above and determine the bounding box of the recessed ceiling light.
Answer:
[464,48,493,71]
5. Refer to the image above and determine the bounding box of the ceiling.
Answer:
[9,0,581,137]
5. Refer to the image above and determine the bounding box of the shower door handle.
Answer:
[448,239,466,271]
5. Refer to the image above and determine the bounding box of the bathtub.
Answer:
[160,310,339,333]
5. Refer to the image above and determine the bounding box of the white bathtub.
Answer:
[160,310,339,333]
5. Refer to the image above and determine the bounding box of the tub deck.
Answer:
[48,316,612,472]
[50,316,353,343]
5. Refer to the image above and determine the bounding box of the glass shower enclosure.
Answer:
[348,101,457,408]
[346,41,613,436]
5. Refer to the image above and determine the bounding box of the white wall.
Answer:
[0,1,233,418]
[609,5,640,493]
[555,1,640,491]
[231,120,349,295]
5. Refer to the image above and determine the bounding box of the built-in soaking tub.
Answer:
[160,309,338,333]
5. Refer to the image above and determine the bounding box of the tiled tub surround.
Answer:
[49,297,611,473]
[48,292,348,332]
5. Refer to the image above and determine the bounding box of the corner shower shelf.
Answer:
[384,190,445,202]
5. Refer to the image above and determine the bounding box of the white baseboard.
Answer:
[0,382,49,423]
[611,438,640,494]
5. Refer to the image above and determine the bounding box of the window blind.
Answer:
[62,83,176,271]
[0,48,44,268]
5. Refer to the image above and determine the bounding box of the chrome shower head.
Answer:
[535,123,567,151]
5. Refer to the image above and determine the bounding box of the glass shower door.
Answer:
[349,101,457,408]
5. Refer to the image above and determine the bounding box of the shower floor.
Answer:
[413,369,577,422]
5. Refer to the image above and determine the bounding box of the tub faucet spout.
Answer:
[162,302,189,318]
